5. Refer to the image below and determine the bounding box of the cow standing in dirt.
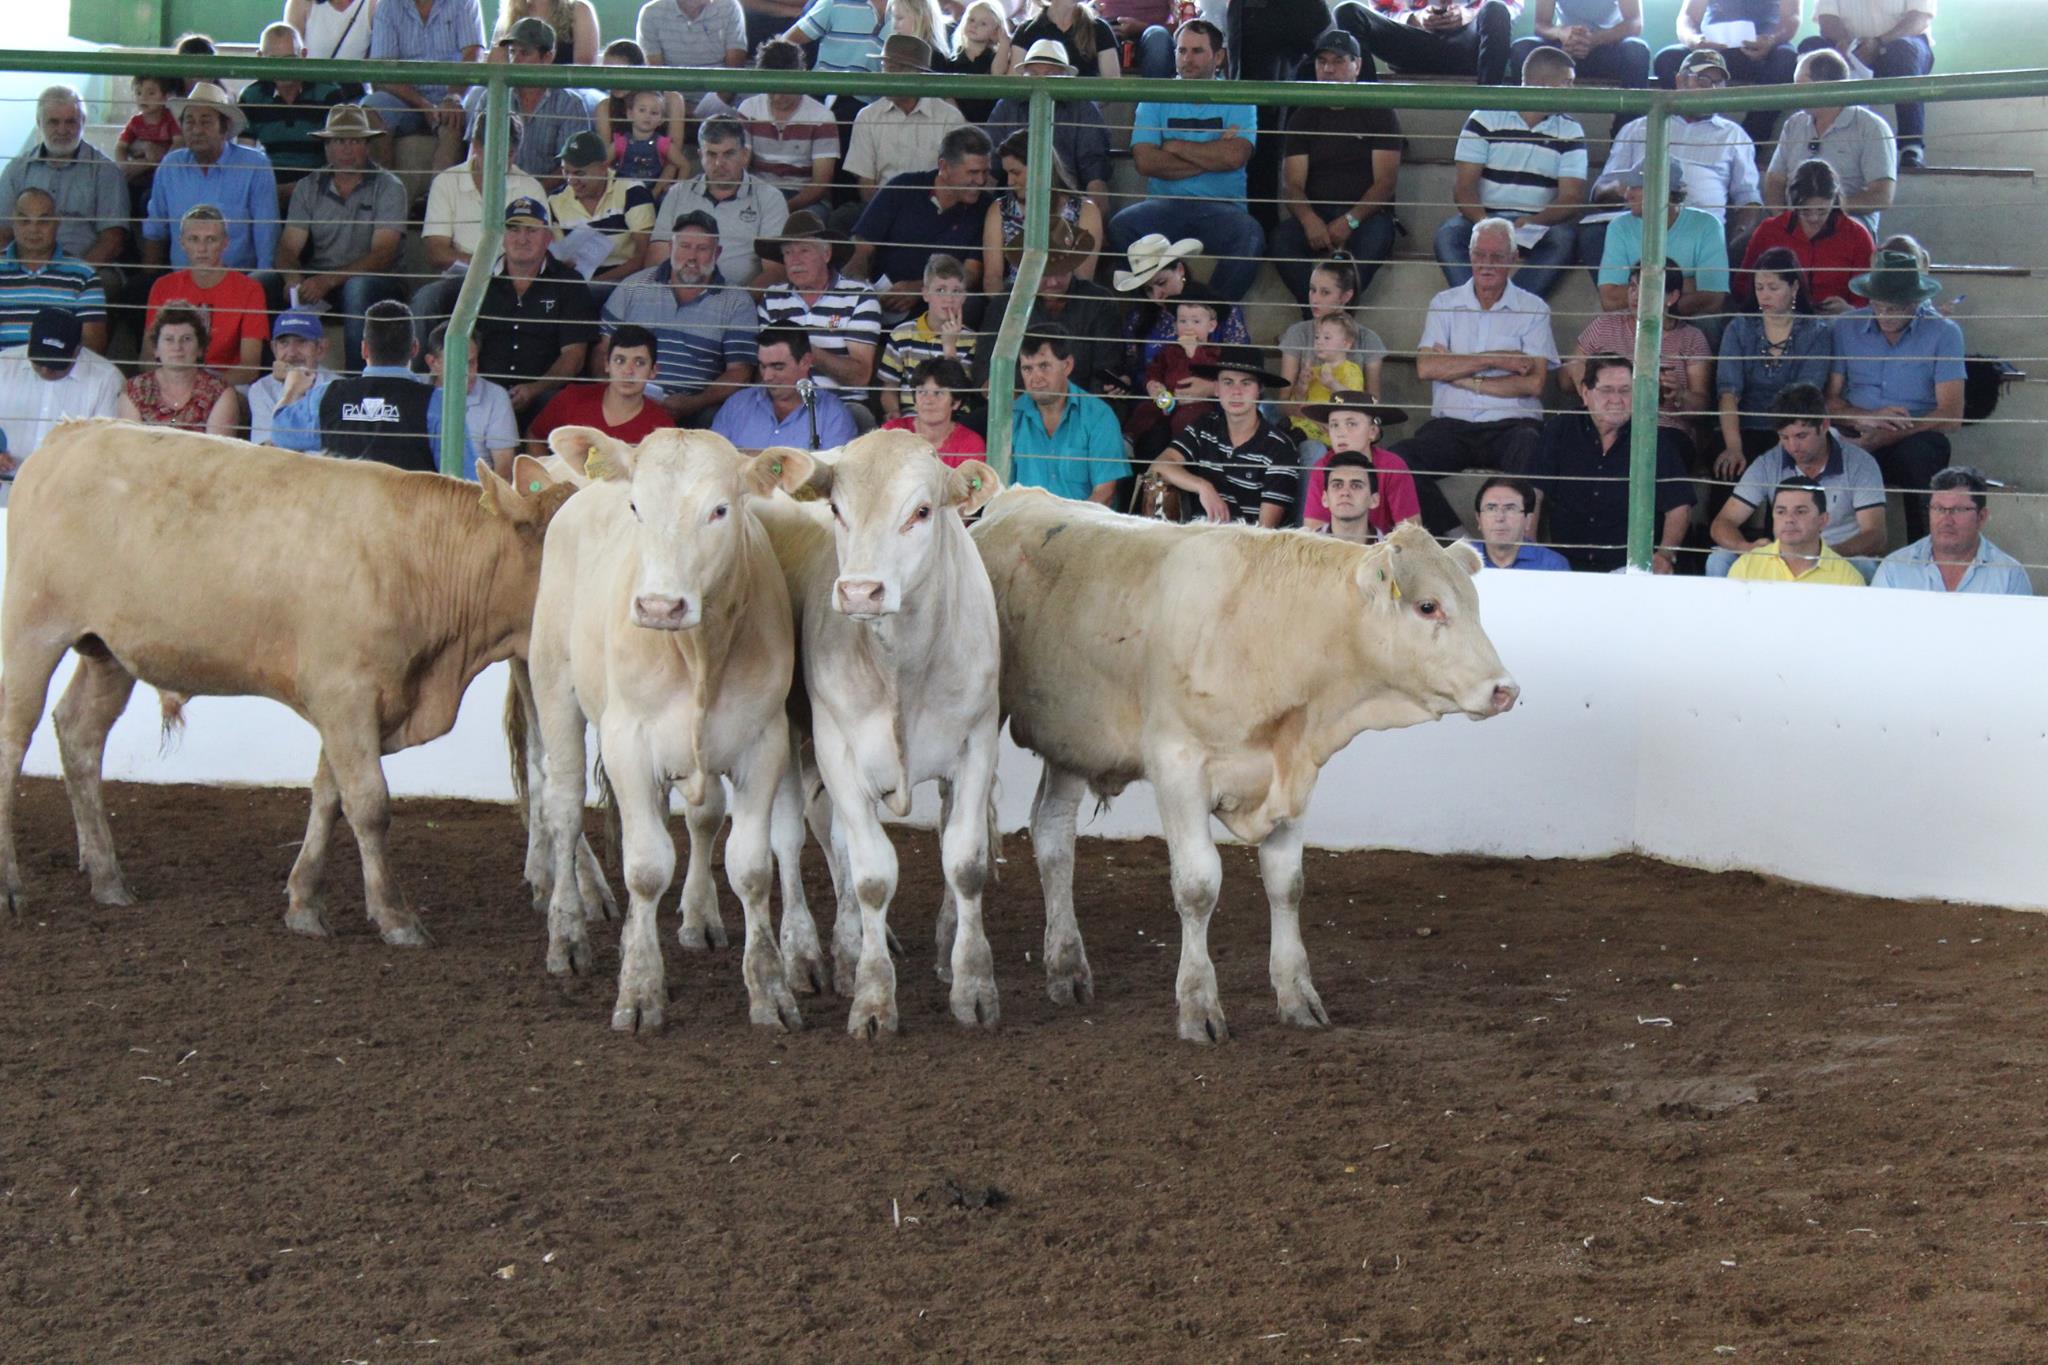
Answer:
[0,418,585,943]
[971,496,1521,1042]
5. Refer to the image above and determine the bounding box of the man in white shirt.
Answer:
[844,37,967,202]
[1595,49,1761,239]
[0,307,120,468]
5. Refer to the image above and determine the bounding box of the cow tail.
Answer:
[503,666,530,825]
[156,690,188,756]
[984,776,1003,885]
[591,754,622,869]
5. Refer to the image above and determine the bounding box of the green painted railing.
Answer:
[2,48,2044,555]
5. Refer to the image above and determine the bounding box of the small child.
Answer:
[117,76,185,184]
[608,90,686,195]
[1290,312,1367,447]
[1129,295,1221,457]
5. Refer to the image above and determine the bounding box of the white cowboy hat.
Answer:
[1016,38,1078,75]
[172,82,246,141]
[1113,234,1205,293]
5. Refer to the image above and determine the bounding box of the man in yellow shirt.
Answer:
[1729,481,1868,585]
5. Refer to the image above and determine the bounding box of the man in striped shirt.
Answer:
[0,188,106,354]
[737,42,839,216]
[599,211,759,426]
[1434,44,1586,300]
[779,0,889,78]
[756,211,883,410]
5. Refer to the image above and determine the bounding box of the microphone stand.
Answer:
[795,377,819,451]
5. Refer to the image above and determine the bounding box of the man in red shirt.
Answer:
[525,323,676,453]
[144,203,266,386]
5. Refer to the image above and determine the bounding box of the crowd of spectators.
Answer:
[0,0,2019,592]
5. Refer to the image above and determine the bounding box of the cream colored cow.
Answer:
[972,493,1521,1043]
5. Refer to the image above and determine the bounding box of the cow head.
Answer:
[549,426,813,631]
[478,457,577,538]
[786,429,1000,620]
[1355,526,1519,719]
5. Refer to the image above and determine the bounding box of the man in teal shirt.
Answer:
[1009,325,1128,503]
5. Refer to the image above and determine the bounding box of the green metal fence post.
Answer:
[984,88,1056,481]
[1625,98,1673,572]
[437,76,509,478]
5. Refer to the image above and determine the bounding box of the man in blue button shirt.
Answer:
[1470,476,1569,569]
[1107,21,1264,303]
[1872,465,2032,596]
[141,84,280,276]
[1826,246,1965,544]
[1009,324,1128,504]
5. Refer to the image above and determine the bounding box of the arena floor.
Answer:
[2,779,2044,1361]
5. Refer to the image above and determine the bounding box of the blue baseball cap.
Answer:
[272,309,325,341]
[506,196,551,228]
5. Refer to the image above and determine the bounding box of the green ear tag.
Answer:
[970,477,982,491]
[1376,569,1386,582]
[528,480,544,493]
[771,462,782,476]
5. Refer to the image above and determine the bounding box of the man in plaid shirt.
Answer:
[1334,0,1524,85]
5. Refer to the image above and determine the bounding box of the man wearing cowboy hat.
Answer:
[269,104,409,370]
[238,23,347,201]
[1152,346,1300,527]
[1826,244,1965,544]
[757,211,883,401]
[975,220,1124,396]
[846,37,968,203]
[1299,393,1424,538]
[981,41,1113,221]
[141,82,280,276]
[849,126,993,320]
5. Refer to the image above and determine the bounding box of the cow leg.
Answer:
[513,661,617,926]
[941,743,999,1031]
[729,744,801,1032]
[1259,818,1327,1029]
[0,634,70,917]
[538,689,593,976]
[51,652,139,906]
[816,732,898,1037]
[321,723,429,947]
[932,778,957,983]
[772,756,828,996]
[283,752,342,937]
[1157,770,1228,1045]
[609,746,676,1034]
[1030,763,1094,1006]
[676,777,730,951]
[826,810,861,996]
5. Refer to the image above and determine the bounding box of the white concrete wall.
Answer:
[7,510,2043,909]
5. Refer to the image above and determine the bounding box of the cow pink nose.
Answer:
[633,594,691,629]
[836,578,886,614]
[1491,683,1519,714]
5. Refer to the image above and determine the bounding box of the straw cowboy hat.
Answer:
[1850,246,1944,305]
[1114,233,1204,292]
[1016,38,1078,75]
[173,82,245,140]
[1003,219,1098,276]
[310,104,386,140]
[1299,391,1411,428]
[757,211,853,268]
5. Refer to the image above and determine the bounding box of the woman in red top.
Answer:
[880,358,987,468]
[120,303,238,437]
[1738,158,1875,315]
[1298,394,1423,537]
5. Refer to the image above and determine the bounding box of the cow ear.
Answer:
[1354,540,1408,608]
[1445,539,1483,577]
[476,463,531,523]
[549,426,635,482]
[522,451,591,490]
[943,460,1002,516]
[743,447,816,498]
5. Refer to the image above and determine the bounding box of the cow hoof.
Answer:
[784,947,829,996]
[546,934,591,976]
[847,999,899,1039]
[612,1000,664,1034]
[91,880,138,908]
[831,950,860,999]
[1277,989,1330,1030]
[676,914,728,952]
[381,918,434,948]
[1045,968,1094,1007]
[950,975,999,1030]
[284,904,333,939]
[1178,1003,1231,1045]
[750,983,804,1033]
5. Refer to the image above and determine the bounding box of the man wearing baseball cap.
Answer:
[1656,1,1800,147]
[249,309,339,452]
[473,196,600,421]
[0,306,122,468]
[1272,28,1403,304]
[1585,153,1730,326]
[1150,346,1301,527]
[1595,46,1761,243]
[458,18,596,191]
[416,112,545,340]
[549,130,657,289]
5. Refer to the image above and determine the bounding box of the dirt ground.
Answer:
[3,779,2046,1363]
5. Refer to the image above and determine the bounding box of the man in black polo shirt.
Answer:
[846,127,991,319]
[1149,345,1301,527]
[1273,29,1404,300]
[1528,352,1695,573]
[318,299,435,472]
[478,196,598,424]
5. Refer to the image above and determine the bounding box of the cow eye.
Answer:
[829,502,844,524]
[1417,600,1442,619]
[909,504,932,528]
[628,500,640,520]
[710,503,728,522]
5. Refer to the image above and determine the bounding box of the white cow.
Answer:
[739,431,1005,1036]
[526,425,813,1033]
[971,494,1520,1043]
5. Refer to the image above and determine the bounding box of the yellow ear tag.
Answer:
[1390,581,1403,601]
[585,449,614,481]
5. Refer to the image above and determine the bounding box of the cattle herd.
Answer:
[0,419,1519,1043]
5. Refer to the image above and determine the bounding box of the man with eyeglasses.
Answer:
[1762,48,1898,236]
[1526,352,1695,573]
[1468,476,1568,570]
[0,307,121,468]
[1872,465,2032,595]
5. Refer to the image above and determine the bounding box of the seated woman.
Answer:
[982,132,1104,288]
[1739,158,1874,315]
[1113,233,1250,375]
[1714,247,1836,483]
[880,358,988,467]
[119,303,239,437]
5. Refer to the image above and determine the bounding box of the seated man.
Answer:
[845,37,968,202]
[548,131,657,290]
[982,41,1114,221]
[973,222,1122,395]
[1655,0,1800,146]
[1299,393,1422,536]
[1469,475,1570,569]
[758,212,883,404]
[1148,346,1298,527]
[424,324,520,480]
[651,117,789,287]
[1762,49,1899,237]
[1395,217,1558,536]
[1529,352,1695,573]
[878,253,977,420]
[473,197,599,424]
[1799,0,1936,168]
[1872,465,2033,595]
[237,23,344,198]
[528,322,676,453]
[1708,383,1886,578]
[636,0,747,110]
[0,307,121,467]
[1008,324,1129,503]
[711,327,858,452]
[462,20,595,192]
[271,104,409,369]
[416,113,546,328]
[1567,263,1711,435]
[1335,0,1522,85]
[1436,45,1586,301]
[603,211,759,426]
[147,205,268,389]
[249,309,339,451]
[1827,247,1964,545]
[1728,481,1868,584]
[0,188,106,355]
[318,299,436,472]
[1588,156,1729,323]
[1512,1,1652,114]
[1275,29,1403,304]
[1317,451,1381,545]
[363,0,485,145]
[142,83,281,277]
[0,87,129,300]
[737,40,839,217]
[848,127,992,317]
[1594,50,1760,246]
[1107,22,1263,304]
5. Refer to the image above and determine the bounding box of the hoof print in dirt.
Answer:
[921,1177,1009,1214]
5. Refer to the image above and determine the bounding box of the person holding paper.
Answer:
[1798,0,1936,169]
[1656,0,1801,152]
[547,131,656,294]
